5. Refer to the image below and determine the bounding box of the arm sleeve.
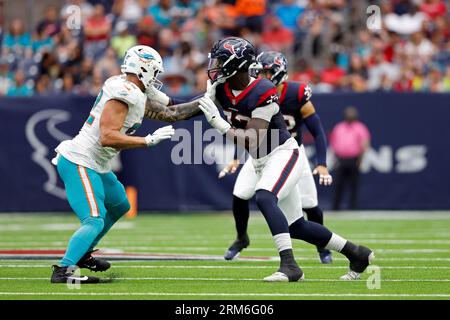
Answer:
[251,102,280,122]
[303,113,328,166]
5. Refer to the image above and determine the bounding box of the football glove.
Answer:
[144,125,175,147]
[205,79,218,100]
[198,96,231,135]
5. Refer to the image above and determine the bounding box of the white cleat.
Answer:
[339,270,361,280]
[263,271,305,282]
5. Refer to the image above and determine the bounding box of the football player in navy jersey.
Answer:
[223,51,334,264]
[198,37,374,281]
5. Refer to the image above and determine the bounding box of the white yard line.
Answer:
[1,239,449,245]
[1,264,450,269]
[0,257,449,262]
[1,246,449,254]
[4,234,450,241]
[0,292,448,298]
[0,277,449,282]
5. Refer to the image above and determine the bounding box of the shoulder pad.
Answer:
[104,76,140,107]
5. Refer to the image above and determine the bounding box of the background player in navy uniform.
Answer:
[198,37,374,281]
[222,51,334,264]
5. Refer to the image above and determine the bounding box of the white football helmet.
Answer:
[121,45,164,92]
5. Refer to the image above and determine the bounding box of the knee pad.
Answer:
[81,216,105,235]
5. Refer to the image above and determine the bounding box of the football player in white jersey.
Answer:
[51,45,201,284]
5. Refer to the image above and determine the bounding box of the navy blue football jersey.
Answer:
[278,81,312,145]
[215,78,291,158]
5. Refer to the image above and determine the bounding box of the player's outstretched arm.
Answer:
[198,96,270,151]
[144,98,201,123]
[100,99,174,149]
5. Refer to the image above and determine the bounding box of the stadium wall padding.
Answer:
[0,93,449,212]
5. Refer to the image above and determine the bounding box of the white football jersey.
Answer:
[56,75,147,173]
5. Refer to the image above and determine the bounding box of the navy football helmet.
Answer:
[207,37,256,83]
[250,51,288,85]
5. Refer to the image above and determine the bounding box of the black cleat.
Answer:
[77,250,111,272]
[340,245,375,280]
[51,265,99,284]
[224,234,250,260]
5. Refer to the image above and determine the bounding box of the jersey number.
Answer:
[223,110,251,128]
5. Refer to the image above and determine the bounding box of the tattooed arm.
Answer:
[144,98,201,123]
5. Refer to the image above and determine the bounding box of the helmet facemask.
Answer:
[207,53,252,84]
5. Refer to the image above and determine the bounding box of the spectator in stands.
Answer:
[55,25,82,66]
[234,0,266,33]
[32,28,55,55]
[367,52,400,91]
[6,69,33,97]
[83,4,111,60]
[172,0,201,26]
[111,21,137,59]
[443,66,450,91]
[36,5,61,39]
[320,56,346,87]
[112,0,145,29]
[161,73,193,96]
[403,31,437,69]
[0,59,13,96]
[2,19,32,60]
[384,1,428,35]
[0,0,448,96]
[274,0,305,30]
[261,15,293,52]
[61,71,76,93]
[148,0,173,27]
[136,15,158,47]
[330,107,371,210]
[393,68,414,92]
[419,0,447,19]
[95,47,121,79]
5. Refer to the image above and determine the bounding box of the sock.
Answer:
[325,233,348,252]
[303,207,328,253]
[289,217,333,248]
[232,196,250,239]
[325,233,360,261]
[255,189,290,236]
[60,217,104,267]
[89,200,130,251]
[303,206,323,225]
[273,233,292,252]
[339,241,360,261]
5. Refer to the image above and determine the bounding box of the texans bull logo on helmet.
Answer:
[223,40,247,59]
[273,56,283,67]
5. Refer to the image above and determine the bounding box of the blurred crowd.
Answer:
[0,0,449,97]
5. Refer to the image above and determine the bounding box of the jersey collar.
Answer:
[224,78,262,105]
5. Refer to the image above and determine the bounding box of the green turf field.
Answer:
[0,211,449,300]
